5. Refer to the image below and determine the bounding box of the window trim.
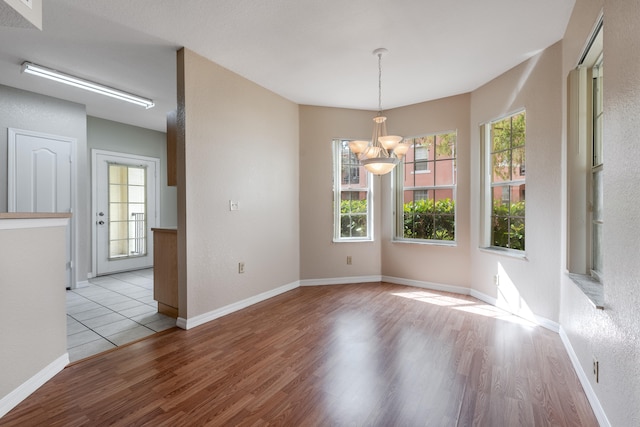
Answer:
[480,109,526,253]
[393,130,457,245]
[333,139,373,242]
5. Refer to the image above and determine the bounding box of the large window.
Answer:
[395,131,457,242]
[333,139,372,241]
[591,56,604,279]
[567,18,603,283]
[482,111,526,251]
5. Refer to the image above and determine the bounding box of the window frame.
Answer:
[393,130,457,245]
[332,139,373,242]
[480,110,526,255]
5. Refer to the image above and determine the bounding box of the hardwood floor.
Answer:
[1,283,598,426]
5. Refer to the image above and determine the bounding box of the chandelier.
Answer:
[348,48,408,175]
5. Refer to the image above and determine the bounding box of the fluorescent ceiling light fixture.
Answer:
[21,61,155,109]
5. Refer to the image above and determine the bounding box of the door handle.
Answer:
[98,220,105,225]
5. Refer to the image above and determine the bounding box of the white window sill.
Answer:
[333,238,374,243]
[567,273,604,310]
[479,246,528,260]
[393,238,457,247]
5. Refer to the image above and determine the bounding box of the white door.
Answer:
[8,128,75,288]
[93,150,159,275]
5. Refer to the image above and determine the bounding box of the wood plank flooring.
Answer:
[1,283,598,426]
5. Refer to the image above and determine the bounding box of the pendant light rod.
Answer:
[373,48,388,113]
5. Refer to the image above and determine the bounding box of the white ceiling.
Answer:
[0,0,575,132]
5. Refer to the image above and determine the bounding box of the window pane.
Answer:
[128,167,145,186]
[491,152,511,183]
[511,113,526,147]
[512,147,525,180]
[593,169,603,221]
[435,132,456,160]
[434,159,455,186]
[592,222,602,274]
[109,165,127,184]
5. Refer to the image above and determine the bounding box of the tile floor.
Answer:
[66,268,176,362]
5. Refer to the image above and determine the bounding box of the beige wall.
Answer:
[382,94,471,287]
[469,42,564,323]
[0,223,67,403]
[560,1,640,426]
[299,106,382,280]
[178,48,300,319]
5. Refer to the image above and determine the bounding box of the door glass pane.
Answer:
[108,164,147,259]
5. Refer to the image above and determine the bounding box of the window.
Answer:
[108,163,147,258]
[482,111,526,251]
[395,131,457,242]
[591,57,603,279]
[567,18,603,283]
[333,139,372,241]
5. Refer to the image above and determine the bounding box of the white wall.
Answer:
[87,116,177,227]
[0,84,90,284]
[178,48,300,320]
[560,1,640,426]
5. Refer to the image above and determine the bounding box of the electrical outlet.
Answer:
[593,357,599,383]
[347,256,352,265]
[229,200,239,211]
[238,262,245,274]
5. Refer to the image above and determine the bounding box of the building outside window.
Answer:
[333,139,372,241]
[395,131,457,242]
[483,111,526,251]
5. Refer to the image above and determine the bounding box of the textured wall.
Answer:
[0,85,89,285]
[559,0,640,425]
[178,49,300,319]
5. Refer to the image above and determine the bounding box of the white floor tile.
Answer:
[107,325,156,346]
[71,306,113,321]
[82,312,128,329]
[118,304,156,318]
[66,269,160,360]
[105,299,146,312]
[67,329,102,348]
[67,321,90,335]
[68,339,116,362]
[93,318,140,336]
[146,316,177,332]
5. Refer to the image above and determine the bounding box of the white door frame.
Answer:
[91,149,160,277]
[7,128,77,288]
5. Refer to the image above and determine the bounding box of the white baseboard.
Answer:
[177,280,300,330]
[0,353,69,418]
[559,327,610,427]
[382,275,472,296]
[300,275,382,286]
